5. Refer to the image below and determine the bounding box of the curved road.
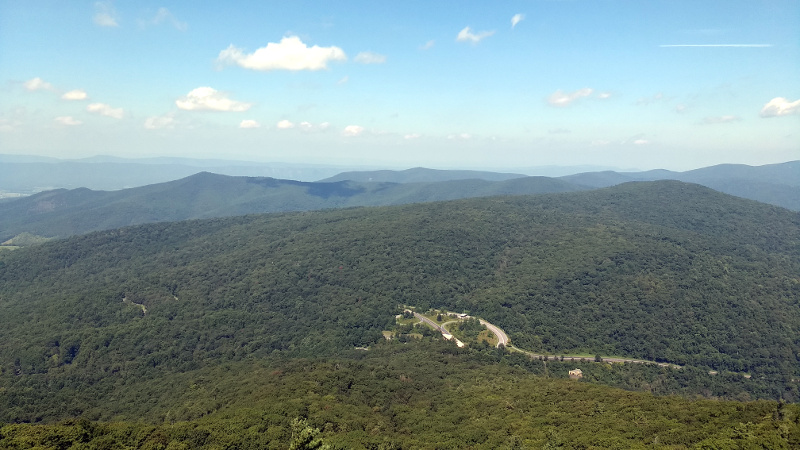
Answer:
[408,310,679,369]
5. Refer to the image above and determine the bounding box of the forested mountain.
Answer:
[561,160,800,210]
[0,172,585,240]
[2,181,799,435]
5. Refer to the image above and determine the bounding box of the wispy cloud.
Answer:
[239,119,260,129]
[635,93,667,106]
[55,116,82,126]
[447,133,472,140]
[23,77,54,92]
[511,14,525,29]
[149,7,187,31]
[144,114,175,130]
[176,87,251,112]
[354,51,386,64]
[93,1,119,27]
[456,27,495,44]
[217,36,347,71]
[660,44,771,48]
[342,125,364,137]
[760,97,800,118]
[547,88,593,107]
[420,40,435,50]
[701,115,740,125]
[87,103,124,119]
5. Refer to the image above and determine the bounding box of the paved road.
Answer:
[412,312,464,347]
[407,309,679,368]
[479,320,509,347]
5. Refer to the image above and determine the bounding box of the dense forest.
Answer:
[1,181,799,445]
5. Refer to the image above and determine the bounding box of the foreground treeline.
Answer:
[2,341,800,449]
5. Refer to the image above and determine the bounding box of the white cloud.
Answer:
[217,36,347,71]
[150,7,187,31]
[338,76,349,85]
[55,116,82,126]
[144,114,175,129]
[93,1,119,27]
[597,92,612,99]
[701,115,741,124]
[239,119,260,129]
[176,87,251,112]
[354,51,386,64]
[675,104,688,114]
[633,139,650,145]
[23,77,54,91]
[404,133,421,139]
[420,40,435,50]
[87,102,124,119]
[760,97,800,118]
[511,14,525,29]
[591,139,611,146]
[318,122,330,130]
[342,125,364,137]
[456,27,495,44]
[276,119,295,129]
[62,90,88,100]
[547,88,594,107]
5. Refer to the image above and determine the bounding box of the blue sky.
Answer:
[1,0,798,171]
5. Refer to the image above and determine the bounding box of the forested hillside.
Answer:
[1,181,799,431]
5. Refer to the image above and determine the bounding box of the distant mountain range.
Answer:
[0,159,797,241]
[560,161,800,211]
[0,172,584,240]
[0,154,611,194]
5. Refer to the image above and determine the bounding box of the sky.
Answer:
[1,0,798,171]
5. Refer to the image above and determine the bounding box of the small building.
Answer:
[569,369,583,380]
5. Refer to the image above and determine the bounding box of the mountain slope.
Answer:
[1,181,799,424]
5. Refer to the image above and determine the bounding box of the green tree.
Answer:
[289,418,330,450]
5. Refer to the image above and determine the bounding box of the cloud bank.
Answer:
[217,36,347,71]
